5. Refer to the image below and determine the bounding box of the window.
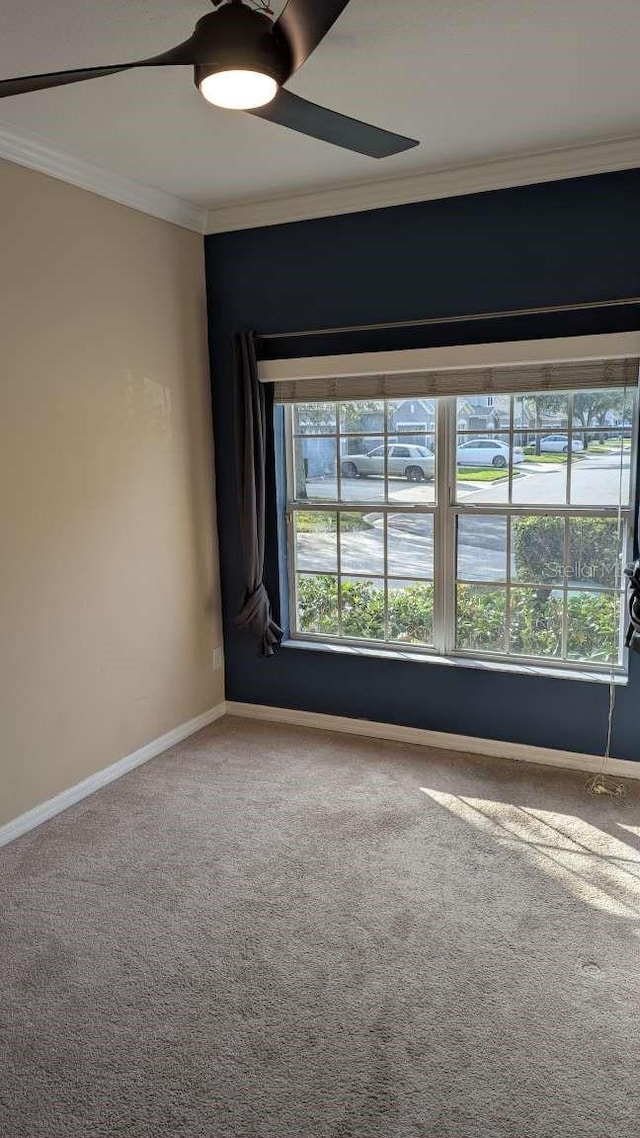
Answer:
[280,354,638,677]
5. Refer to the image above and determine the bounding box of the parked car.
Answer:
[457,438,524,468]
[539,434,584,454]
[341,443,435,482]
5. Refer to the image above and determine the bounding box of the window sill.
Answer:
[281,637,628,686]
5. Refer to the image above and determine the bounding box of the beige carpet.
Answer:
[1,715,639,1137]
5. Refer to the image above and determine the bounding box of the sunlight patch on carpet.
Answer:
[420,788,640,919]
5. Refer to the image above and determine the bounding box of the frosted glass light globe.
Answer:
[199,69,278,110]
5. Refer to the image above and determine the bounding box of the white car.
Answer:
[341,443,435,482]
[539,434,584,454]
[457,438,524,468]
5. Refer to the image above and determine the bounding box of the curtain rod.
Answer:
[257,296,640,342]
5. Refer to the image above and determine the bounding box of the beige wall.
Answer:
[0,161,223,828]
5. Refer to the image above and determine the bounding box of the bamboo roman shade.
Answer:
[271,357,639,404]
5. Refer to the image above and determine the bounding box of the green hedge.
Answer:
[296,576,619,663]
[512,515,619,588]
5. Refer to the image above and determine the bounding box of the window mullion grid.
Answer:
[285,408,298,635]
[383,512,389,642]
[286,505,297,637]
[383,401,389,640]
[566,391,574,505]
[618,515,632,662]
[335,401,343,637]
[384,399,389,505]
[505,515,512,654]
[337,508,343,637]
[285,379,634,674]
[436,397,456,654]
[561,516,570,659]
[336,400,342,508]
[508,393,514,506]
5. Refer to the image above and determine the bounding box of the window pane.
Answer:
[456,434,511,503]
[339,400,384,434]
[511,444,568,505]
[457,515,507,582]
[522,433,570,458]
[388,581,434,645]
[340,577,384,640]
[293,403,336,434]
[388,514,434,579]
[287,387,633,671]
[339,512,384,575]
[572,387,634,441]
[387,437,436,505]
[510,587,563,659]
[296,574,338,636]
[456,585,507,653]
[456,395,509,432]
[511,515,565,585]
[294,512,337,573]
[566,590,621,665]
[294,436,337,501]
[340,436,385,503]
[569,432,632,506]
[567,517,623,589]
[389,398,436,437]
[513,392,569,434]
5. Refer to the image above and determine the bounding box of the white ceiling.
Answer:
[1,0,640,218]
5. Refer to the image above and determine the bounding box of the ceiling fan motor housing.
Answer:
[193,5,292,94]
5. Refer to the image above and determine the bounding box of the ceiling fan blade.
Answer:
[0,37,196,100]
[251,89,419,158]
[275,0,352,73]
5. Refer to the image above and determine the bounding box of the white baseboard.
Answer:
[226,701,640,781]
[4,697,635,849]
[0,702,227,849]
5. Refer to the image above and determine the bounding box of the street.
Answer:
[296,451,631,581]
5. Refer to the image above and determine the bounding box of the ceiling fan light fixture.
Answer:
[198,67,278,110]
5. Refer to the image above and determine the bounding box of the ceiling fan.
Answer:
[0,0,419,158]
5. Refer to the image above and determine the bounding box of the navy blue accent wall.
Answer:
[205,170,640,761]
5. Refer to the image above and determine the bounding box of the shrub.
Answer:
[510,587,563,657]
[512,515,618,588]
[297,574,338,635]
[456,585,506,652]
[511,516,564,585]
[340,579,384,639]
[388,583,434,644]
[296,574,619,663]
[566,592,619,663]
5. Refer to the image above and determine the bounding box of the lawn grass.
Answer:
[456,466,510,482]
[296,511,379,532]
[523,453,568,464]
[585,442,631,454]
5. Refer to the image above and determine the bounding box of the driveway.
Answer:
[302,476,435,505]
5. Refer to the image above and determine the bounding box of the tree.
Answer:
[340,400,384,433]
[520,393,566,454]
[573,390,627,446]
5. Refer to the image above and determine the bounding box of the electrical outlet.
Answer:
[212,646,224,672]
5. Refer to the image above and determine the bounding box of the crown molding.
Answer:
[205,133,640,234]
[0,120,207,233]
[2,120,639,238]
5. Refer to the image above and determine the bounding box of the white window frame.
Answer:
[274,335,640,679]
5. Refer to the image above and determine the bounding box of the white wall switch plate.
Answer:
[212,646,224,672]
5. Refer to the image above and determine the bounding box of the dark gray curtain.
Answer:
[233,331,283,656]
